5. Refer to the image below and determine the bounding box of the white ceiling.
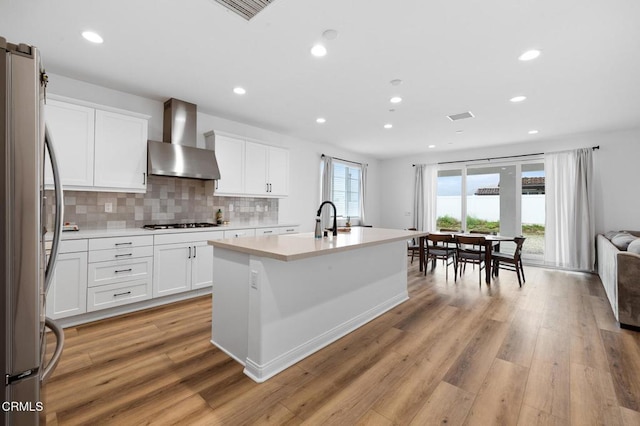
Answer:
[2,0,640,159]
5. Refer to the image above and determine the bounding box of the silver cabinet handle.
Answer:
[193,246,197,258]
[115,242,133,246]
[115,268,132,273]
[215,180,218,190]
[115,253,132,258]
[114,291,131,297]
[143,172,146,185]
[264,230,272,234]
[188,246,191,259]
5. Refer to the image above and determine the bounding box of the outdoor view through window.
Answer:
[436,162,545,260]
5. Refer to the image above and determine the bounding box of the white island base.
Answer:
[209,228,424,382]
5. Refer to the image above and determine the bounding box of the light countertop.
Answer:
[45,223,299,241]
[208,227,427,261]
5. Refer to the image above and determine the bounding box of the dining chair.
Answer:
[425,233,457,280]
[406,227,420,264]
[455,235,486,286]
[492,236,527,286]
[439,228,461,233]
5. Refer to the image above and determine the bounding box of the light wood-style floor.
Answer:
[45,260,640,425]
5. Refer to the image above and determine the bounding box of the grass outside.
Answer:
[437,215,544,255]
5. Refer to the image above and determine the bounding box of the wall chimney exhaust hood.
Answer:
[148,98,221,180]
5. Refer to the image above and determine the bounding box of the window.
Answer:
[331,161,362,219]
[435,159,545,261]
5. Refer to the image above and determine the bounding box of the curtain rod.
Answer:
[322,154,367,166]
[412,145,600,166]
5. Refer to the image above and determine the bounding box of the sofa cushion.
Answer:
[628,238,640,255]
[612,233,637,251]
[604,230,619,240]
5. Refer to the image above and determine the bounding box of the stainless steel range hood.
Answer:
[148,98,221,180]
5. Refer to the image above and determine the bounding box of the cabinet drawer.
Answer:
[223,229,256,239]
[154,230,224,245]
[89,235,153,250]
[55,239,88,253]
[280,226,299,234]
[87,279,152,312]
[88,257,153,288]
[88,245,153,263]
[256,227,281,236]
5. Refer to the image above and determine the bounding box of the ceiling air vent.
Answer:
[212,0,276,20]
[447,111,475,121]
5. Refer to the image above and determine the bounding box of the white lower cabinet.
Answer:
[153,231,223,297]
[46,241,89,319]
[87,236,153,312]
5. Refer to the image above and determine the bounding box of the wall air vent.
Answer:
[212,0,276,20]
[447,111,475,121]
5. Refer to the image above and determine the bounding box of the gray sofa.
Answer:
[597,231,640,330]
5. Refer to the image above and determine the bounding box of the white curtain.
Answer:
[544,148,595,270]
[413,165,425,230]
[320,155,333,226]
[424,164,438,232]
[359,163,368,225]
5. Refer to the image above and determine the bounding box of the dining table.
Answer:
[418,232,517,284]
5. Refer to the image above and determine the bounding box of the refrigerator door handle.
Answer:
[44,125,64,294]
[41,317,64,382]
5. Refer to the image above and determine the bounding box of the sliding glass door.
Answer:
[436,159,544,261]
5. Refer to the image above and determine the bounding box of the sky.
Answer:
[437,170,545,196]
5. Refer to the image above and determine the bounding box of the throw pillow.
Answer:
[612,233,637,251]
[604,230,619,240]
[628,238,640,255]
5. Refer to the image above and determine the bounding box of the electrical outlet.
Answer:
[250,270,258,290]
[105,202,113,213]
[404,211,411,216]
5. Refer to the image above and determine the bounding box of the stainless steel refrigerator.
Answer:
[1,37,65,425]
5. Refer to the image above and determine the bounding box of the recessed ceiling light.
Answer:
[528,129,539,134]
[316,117,326,124]
[390,96,402,104]
[233,87,246,95]
[389,108,396,112]
[428,145,436,149]
[384,124,393,129]
[390,79,403,86]
[322,29,338,40]
[455,130,464,134]
[82,31,103,44]
[510,95,527,103]
[310,44,327,57]
[519,49,541,61]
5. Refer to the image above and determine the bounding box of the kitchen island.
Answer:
[208,227,426,382]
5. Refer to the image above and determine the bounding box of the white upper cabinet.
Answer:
[244,141,269,195]
[44,96,149,193]
[94,110,148,191]
[213,134,245,195]
[45,100,95,187]
[211,132,289,197]
[267,146,289,196]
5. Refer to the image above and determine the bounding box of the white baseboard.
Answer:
[242,291,409,383]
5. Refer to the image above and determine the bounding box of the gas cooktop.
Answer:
[142,222,219,230]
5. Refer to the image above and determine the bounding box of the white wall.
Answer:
[46,73,381,232]
[379,128,640,234]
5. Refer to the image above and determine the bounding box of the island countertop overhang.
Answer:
[208,227,427,261]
